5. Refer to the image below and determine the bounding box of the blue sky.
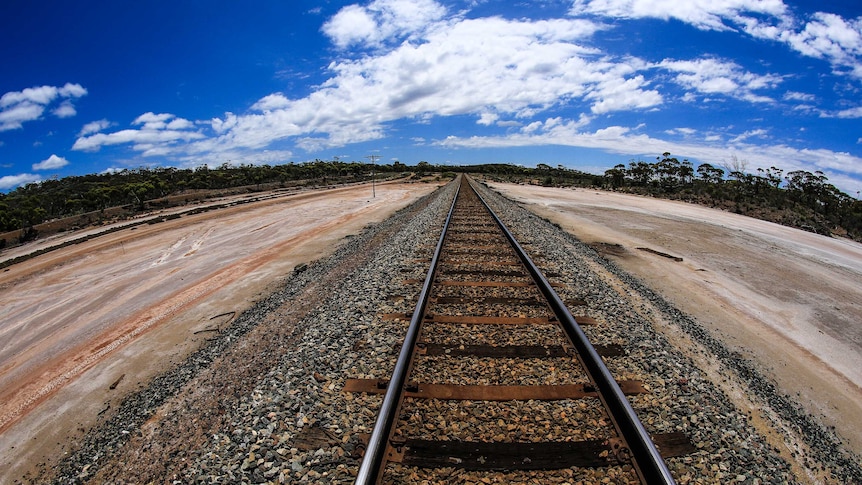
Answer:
[1,0,861,196]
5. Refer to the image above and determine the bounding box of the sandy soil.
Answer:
[0,180,440,482]
[489,182,862,456]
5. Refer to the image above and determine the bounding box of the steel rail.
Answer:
[469,177,676,485]
[354,177,462,485]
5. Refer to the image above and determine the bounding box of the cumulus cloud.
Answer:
[571,1,862,80]
[829,106,862,119]
[52,101,77,118]
[666,127,697,136]
[477,112,499,126]
[0,83,87,131]
[322,0,447,49]
[197,14,659,154]
[252,94,291,111]
[32,154,70,171]
[65,4,814,173]
[771,13,862,77]
[730,128,769,143]
[78,119,114,136]
[586,74,662,114]
[0,173,41,190]
[783,91,816,102]
[73,112,205,156]
[657,57,781,102]
[569,0,789,32]
[0,103,45,132]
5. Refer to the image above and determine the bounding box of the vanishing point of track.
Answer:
[345,175,695,483]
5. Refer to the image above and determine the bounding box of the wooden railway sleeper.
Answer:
[355,433,695,471]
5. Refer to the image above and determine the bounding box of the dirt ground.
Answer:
[0,180,440,482]
[489,182,862,457]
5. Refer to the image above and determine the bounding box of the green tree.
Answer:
[627,160,653,186]
[604,164,626,188]
[696,163,724,184]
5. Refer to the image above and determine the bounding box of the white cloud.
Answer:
[78,119,113,136]
[0,103,45,132]
[1,85,62,107]
[323,4,380,48]
[73,112,205,156]
[497,120,523,128]
[252,94,291,111]
[58,83,87,98]
[133,112,176,129]
[194,15,656,155]
[783,91,816,102]
[775,13,862,76]
[829,106,862,119]
[32,154,70,171]
[478,112,499,126]
[657,57,781,102]
[174,149,296,169]
[730,128,768,143]
[586,74,662,113]
[569,0,789,32]
[52,101,77,118]
[322,0,447,49]
[571,1,862,81]
[0,173,41,190]
[62,10,779,166]
[210,113,239,134]
[0,83,87,131]
[166,117,194,130]
[666,127,697,135]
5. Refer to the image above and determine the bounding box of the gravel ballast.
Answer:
[35,177,861,484]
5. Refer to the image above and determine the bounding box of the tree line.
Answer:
[599,153,861,239]
[0,160,424,238]
[458,156,861,241]
[2,156,860,246]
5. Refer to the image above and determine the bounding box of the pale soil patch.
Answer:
[0,180,439,482]
[490,182,862,457]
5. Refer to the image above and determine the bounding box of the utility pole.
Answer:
[366,154,380,197]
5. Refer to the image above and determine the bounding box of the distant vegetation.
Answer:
[476,154,862,241]
[0,160,420,247]
[2,155,861,249]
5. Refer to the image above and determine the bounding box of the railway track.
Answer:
[345,176,695,484]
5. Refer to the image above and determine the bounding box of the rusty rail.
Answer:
[353,176,461,484]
